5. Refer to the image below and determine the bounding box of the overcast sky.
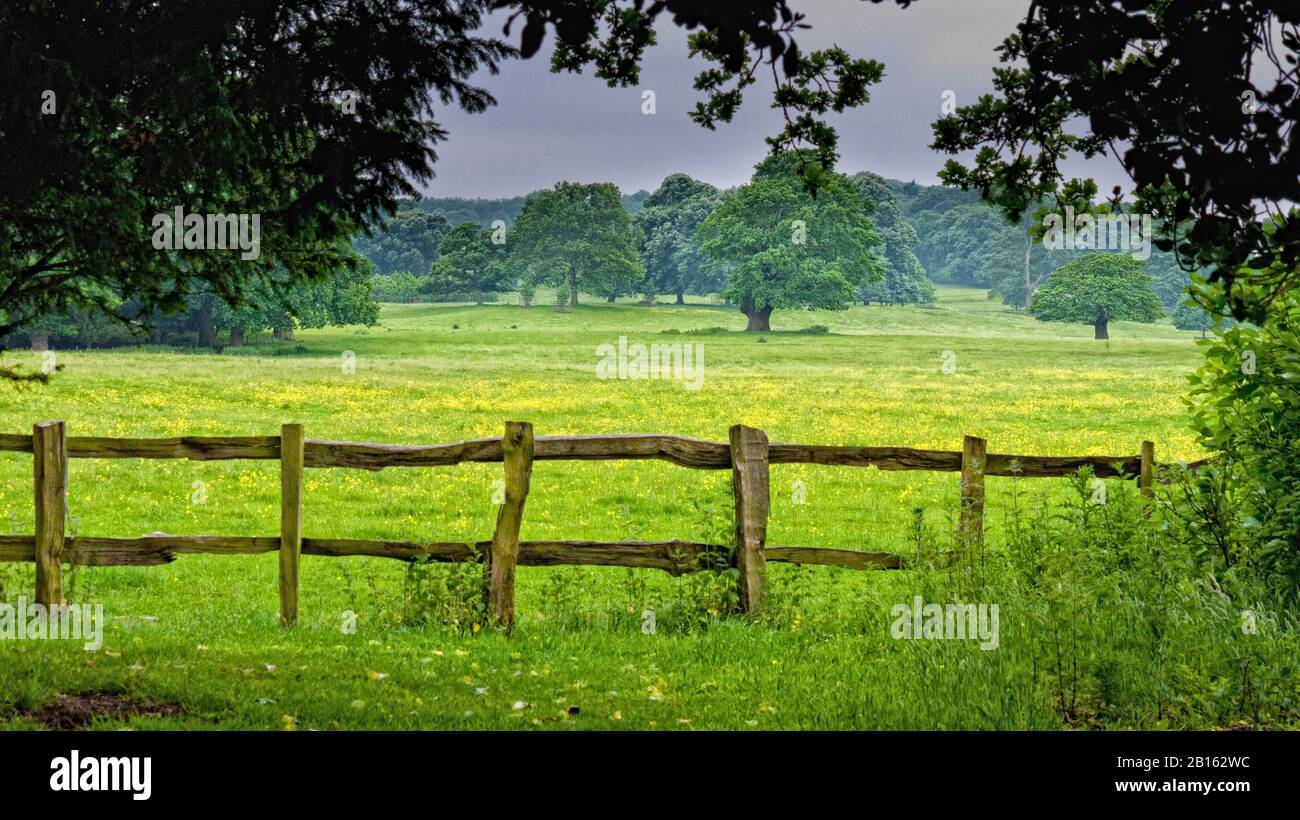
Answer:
[421,0,1130,199]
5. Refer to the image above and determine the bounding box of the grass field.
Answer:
[5,285,1272,731]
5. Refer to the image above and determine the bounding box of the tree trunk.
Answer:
[198,302,218,348]
[606,293,616,303]
[742,303,773,332]
[475,288,484,305]
[29,332,49,352]
[676,291,685,305]
[274,327,296,341]
[228,327,245,347]
[568,270,579,305]
[1094,317,1109,340]
[1022,230,1034,307]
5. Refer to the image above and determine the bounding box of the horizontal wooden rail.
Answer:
[0,430,1203,480]
[0,434,281,460]
[305,437,500,468]
[1,534,901,575]
[764,546,904,570]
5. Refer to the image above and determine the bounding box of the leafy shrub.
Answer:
[1187,287,1300,591]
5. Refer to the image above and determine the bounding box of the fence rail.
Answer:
[0,431,1152,476]
[0,420,1195,628]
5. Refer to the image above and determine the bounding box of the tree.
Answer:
[908,201,1012,287]
[644,174,718,212]
[1171,300,1216,337]
[511,2,892,192]
[932,1,1299,323]
[373,272,430,304]
[13,286,135,351]
[289,254,381,333]
[1030,253,1164,339]
[851,172,933,305]
[150,252,379,348]
[633,175,722,303]
[4,0,898,380]
[428,222,509,303]
[1145,244,1201,310]
[417,195,528,229]
[354,207,450,276]
[891,179,1077,307]
[508,182,643,306]
[1,0,509,375]
[696,155,883,331]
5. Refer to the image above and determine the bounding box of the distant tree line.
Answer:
[23,161,1216,351]
[356,156,939,329]
[890,179,1202,315]
[9,252,378,351]
[358,165,1210,332]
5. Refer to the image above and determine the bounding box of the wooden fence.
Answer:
[0,420,1173,628]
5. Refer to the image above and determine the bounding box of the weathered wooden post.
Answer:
[487,421,533,629]
[279,423,305,626]
[1139,440,1155,499]
[729,424,769,616]
[957,434,987,556]
[34,421,67,606]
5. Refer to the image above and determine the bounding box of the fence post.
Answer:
[1139,440,1155,498]
[729,424,769,616]
[34,421,67,606]
[957,434,987,556]
[487,421,533,629]
[279,423,305,626]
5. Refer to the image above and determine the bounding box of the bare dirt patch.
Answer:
[26,693,183,730]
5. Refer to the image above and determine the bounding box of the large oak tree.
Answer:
[696,155,883,331]
[1030,253,1164,339]
[507,182,643,306]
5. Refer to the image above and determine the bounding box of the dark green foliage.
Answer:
[353,206,450,276]
[1,0,508,352]
[517,1,898,192]
[1188,282,1300,590]
[428,222,509,303]
[5,0,892,379]
[851,172,934,305]
[1171,300,1217,335]
[633,175,722,303]
[892,181,1075,306]
[932,1,1300,322]
[415,196,529,229]
[149,253,379,348]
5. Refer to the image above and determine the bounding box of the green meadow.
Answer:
[7,286,1292,731]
